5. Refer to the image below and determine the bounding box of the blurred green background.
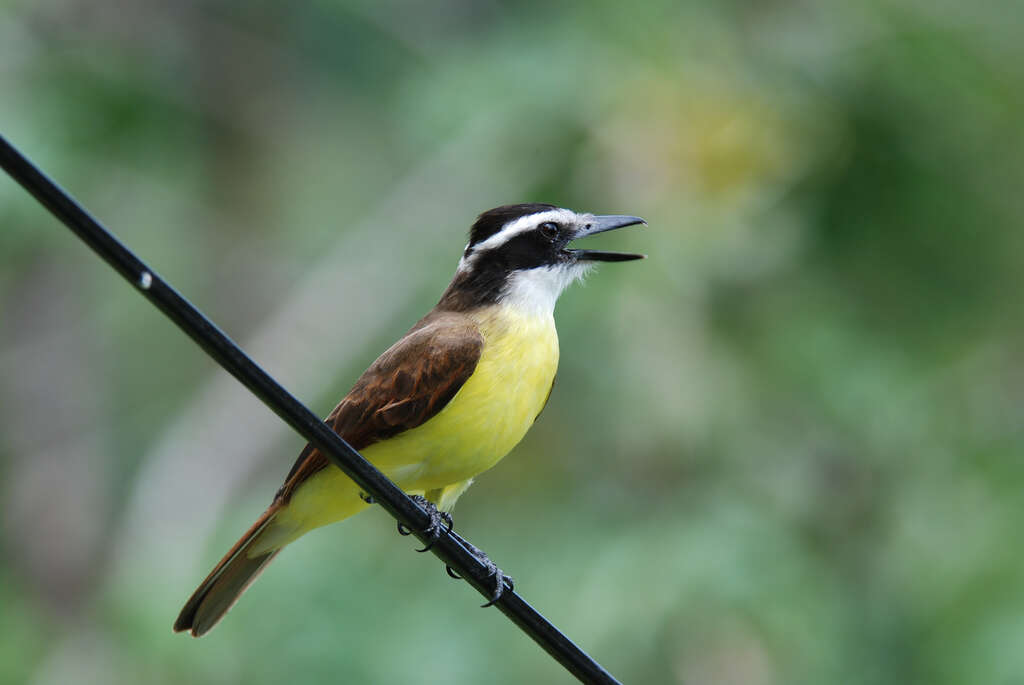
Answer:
[2,1,1023,683]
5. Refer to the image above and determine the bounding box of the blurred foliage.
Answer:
[2,0,1023,683]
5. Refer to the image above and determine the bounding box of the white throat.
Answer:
[497,264,592,318]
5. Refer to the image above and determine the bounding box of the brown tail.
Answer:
[174,505,283,637]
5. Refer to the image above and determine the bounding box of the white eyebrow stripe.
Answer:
[456,241,472,271]
[469,208,577,254]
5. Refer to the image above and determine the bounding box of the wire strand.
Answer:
[0,134,622,685]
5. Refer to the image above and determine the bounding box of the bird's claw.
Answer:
[396,495,453,552]
[478,563,513,608]
[395,497,510,606]
[446,538,513,607]
[359,491,376,504]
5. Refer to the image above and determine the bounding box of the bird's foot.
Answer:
[445,535,514,607]
[397,495,453,552]
[359,491,376,504]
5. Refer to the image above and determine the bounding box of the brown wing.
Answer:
[274,310,484,503]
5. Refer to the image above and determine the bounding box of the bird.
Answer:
[173,203,645,636]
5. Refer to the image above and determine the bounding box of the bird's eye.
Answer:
[539,222,559,241]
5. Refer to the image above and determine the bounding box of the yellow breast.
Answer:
[366,304,559,489]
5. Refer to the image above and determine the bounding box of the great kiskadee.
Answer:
[173,204,645,636]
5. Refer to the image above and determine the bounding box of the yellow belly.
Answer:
[272,305,559,541]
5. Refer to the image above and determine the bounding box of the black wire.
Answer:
[0,135,622,685]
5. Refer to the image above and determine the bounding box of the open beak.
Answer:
[569,214,647,262]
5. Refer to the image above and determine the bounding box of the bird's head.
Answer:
[439,204,645,314]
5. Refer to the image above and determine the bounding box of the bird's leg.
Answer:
[396,494,453,552]
[445,531,514,607]
[395,494,510,605]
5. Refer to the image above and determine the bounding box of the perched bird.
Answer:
[174,203,645,636]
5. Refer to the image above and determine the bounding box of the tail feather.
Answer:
[174,506,282,637]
